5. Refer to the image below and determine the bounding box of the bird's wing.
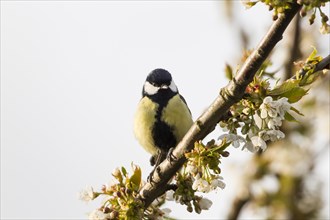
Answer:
[179,94,192,115]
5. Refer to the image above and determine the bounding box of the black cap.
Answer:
[146,68,172,86]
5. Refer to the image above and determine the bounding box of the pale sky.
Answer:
[1,1,329,219]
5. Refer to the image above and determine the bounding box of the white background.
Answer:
[1,1,329,219]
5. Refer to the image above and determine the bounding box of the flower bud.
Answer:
[114,191,121,198]
[300,9,307,17]
[109,211,119,219]
[322,15,328,23]
[103,207,112,213]
[273,14,278,21]
[112,168,122,182]
[187,205,193,213]
[221,151,230,157]
[309,13,315,25]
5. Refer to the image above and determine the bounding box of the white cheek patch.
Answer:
[144,81,159,95]
[169,80,178,93]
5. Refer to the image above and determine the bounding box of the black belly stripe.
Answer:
[146,89,177,152]
[152,120,177,152]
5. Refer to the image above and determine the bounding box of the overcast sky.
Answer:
[1,1,329,219]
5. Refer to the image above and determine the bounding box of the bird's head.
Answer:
[143,68,178,96]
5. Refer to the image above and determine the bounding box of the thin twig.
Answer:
[294,54,330,79]
[139,3,302,208]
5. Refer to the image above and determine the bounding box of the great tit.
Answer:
[134,68,193,168]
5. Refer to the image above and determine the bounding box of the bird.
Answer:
[134,68,193,172]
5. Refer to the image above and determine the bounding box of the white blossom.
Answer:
[242,141,256,153]
[192,174,225,193]
[243,136,267,153]
[259,96,291,124]
[192,174,211,193]
[218,133,246,148]
[253,113,263,129]
[260,130,285,142]
[251,136,267,150]
[255,96,291,130]
[260,96,278,119]
[266,117,282,129]
[185,163,198,175]
[78,186,95,202]
[88,209,109,220]
[211,176,226,190]
[320,23,330,34]
[276,97,291,119]
[165,190,175,201]
[247,125,259,138]
[198,197,213,210]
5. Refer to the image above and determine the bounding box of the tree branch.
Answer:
[294,54,330,79]
[139,3,302,208]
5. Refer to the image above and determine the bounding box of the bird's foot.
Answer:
[147,166,162,183]
[147,171,153,183]
[166,147,177,164]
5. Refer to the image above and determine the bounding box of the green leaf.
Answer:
[244,1,258,9]
[281,87,308,103]
[300,69,323,86]
[307,46,318,61]
[268,79,300,96]
[306,46,322,64]
[129,164,141,190]
[225,63,233,80]
[290,106,304,116]
[284,112,299,123]
[121,166,127,177]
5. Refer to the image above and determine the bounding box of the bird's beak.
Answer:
[160,85,169,89]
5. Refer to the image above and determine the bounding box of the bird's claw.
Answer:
[166,147,177,163]
[147,168,155,183]
[147,166,162,183]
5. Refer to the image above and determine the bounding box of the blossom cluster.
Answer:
[166,173,218,214]
[220,96,292,153]
[166,140,228,213]
[79,141,230,219]
[166,189,213,214]
[185,140,227,193]
[246,96,291,151]
[220,48,323,154]
[78,164,170,220]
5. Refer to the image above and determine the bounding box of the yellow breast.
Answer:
[161,95,193,142]
[133,94,193,155]
[133,97,159,155]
